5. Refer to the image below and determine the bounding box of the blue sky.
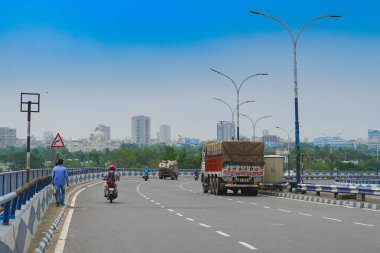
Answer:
[0,0,379,141]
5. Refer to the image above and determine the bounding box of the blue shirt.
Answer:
[144,167,149,173]
[53,165,69,186]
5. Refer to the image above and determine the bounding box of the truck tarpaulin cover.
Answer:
[205,141,265,165]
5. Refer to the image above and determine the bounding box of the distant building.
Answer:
[177,136,201,147]
[43,131,54,145]
[158,125,171,143]
[217,121,235,141]
[0,127,17,148]
[132,115,151,146]
[313,136,357,150]
[262,134,282,148]
[95,124,111,142]
[368,129,380,150]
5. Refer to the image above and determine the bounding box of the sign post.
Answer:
[20,93,40,183]
[51,133,65,160]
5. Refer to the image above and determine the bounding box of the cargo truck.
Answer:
[201,141,264,195]
[158,160,178,180]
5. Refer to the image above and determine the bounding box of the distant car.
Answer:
[284,170,296,177]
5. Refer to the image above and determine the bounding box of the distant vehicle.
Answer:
[284,170,296,177]
[159,160,178,180]
[201,141,264,196]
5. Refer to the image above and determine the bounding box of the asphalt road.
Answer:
[60,178,380,253]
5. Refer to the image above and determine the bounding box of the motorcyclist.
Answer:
[143,165,149,179]
[103,165,120,197]
[194,169,199,180]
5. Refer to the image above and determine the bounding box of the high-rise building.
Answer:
[158,125,171,143]
[95,124,111,142]
[217,121,235,141]
[368,129,380,150]
[43,131,54,144]
[131,115,151,146]
[0,127,17,148]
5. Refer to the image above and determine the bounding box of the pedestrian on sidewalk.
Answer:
[52,158,69,207]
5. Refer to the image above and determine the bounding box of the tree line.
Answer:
[0,142,378,172]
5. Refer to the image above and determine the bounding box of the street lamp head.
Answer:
[329,15,342,18]
[258,73,269,76]
[210,68,222,74]
[249,11,265,16]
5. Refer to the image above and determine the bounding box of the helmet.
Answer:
[108,165,116,171]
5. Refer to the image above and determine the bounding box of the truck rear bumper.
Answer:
[224,184,259,188]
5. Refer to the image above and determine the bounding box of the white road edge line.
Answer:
[354,222,374,227]
[278,209,291,213]
[298,212,312,217]
[199,223,211,228]
[263,206,270,209]
[186,218,194,221]
[156,203,160,205]
[176,213,184,217]
[250,203,258,206]
[322,217,342,222]
[54,187,86,253]
[216,231,230,237]
[167,209,174,212]
[238,241,257,250]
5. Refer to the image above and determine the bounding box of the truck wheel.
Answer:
[213,178,218,195]
[210,177,215,194]
[232,189,239,195]
[216,178,224,195]
[202,181,208,193]
[252,190,258,196]
[159,177,163,179]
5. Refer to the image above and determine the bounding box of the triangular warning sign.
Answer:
[51,133,65,148]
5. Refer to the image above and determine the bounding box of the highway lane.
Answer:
[58,178,380,253]
[60,179,253,253]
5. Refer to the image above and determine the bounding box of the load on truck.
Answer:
[201,141,264,195]
[159,160,178,180]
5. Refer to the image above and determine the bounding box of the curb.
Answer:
[33,181,100,253]
[259,191,380,210]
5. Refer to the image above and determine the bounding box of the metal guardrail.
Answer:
[285,171,379,180]
[0,169,52,197]
[297,183,380,201]
[335,179,380,187]
[0,176,51,225]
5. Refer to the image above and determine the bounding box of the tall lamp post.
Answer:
[376,138,379,178]
[250,11,341,184]
[20,93,40,183]
[241,114,272,141]
[213,98,255,140]
[210,68,267,140]
[276,126,296,178]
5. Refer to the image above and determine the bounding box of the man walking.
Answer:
[52,159,69,206]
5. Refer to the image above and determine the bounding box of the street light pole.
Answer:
[241,114,272,141]
[276,126,296,179]
[211,68,267,141]
[213,98,255,140]
[250,11,341,184]
[377,138,379,178]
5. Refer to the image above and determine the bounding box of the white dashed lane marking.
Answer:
[263,206,271,209]
[186,218,195,221]
[167,209,174,212]
[322,217,342,222]
[199,223,211,228]
[298,212,312,217]
[354,222,374,227]
[216,231,230,237]
[238,241,257,250]
[278,209,291,213]
[176,213,184,217]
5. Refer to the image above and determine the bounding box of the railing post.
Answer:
[2,174,4,196]
[2,201,11,225]
[10,197,18,217]
[17,193,23,210]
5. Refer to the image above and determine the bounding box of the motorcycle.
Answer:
[194,173,199,181]
[106,181,118,203]
[143,172,149,181]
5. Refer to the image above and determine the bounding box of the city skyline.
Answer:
[0,1,379,141]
